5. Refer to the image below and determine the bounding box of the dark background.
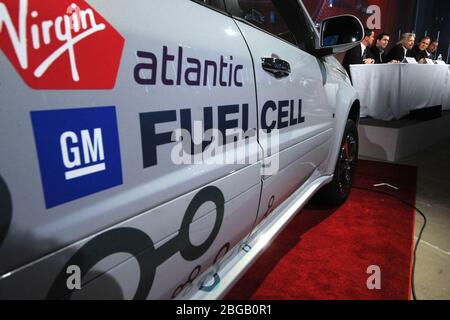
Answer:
[302,0,450,62]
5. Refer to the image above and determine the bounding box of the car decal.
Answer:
[48,186,225,299]
[0,0,124,89]
[30,106,123,208]
[0,175,12,246]
[47,227,156,300]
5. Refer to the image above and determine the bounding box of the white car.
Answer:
[0,0,363,299]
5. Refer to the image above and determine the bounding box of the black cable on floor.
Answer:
[352,186,427,301]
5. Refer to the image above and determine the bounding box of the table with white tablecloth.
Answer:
[350,64,450,121]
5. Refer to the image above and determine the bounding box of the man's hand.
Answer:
[388,60,400,64]
[363,58,375,64]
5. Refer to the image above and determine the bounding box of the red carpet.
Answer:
[225,160,417,300]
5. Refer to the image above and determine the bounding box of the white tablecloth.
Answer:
[350,64,450,121]
[444,66,450,110]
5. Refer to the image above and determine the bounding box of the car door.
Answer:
[225,0,335,226]
[0,0,261,299]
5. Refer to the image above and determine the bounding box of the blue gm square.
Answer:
[31,106,123,208]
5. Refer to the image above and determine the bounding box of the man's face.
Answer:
[428,42,439,53]
[377,36,390,49]
[405,37,415,50]
[364,32,375,47]
[419,38,431,51]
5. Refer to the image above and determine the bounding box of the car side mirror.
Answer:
[316,15,364,58]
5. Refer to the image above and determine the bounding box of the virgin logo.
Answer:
[0,0,125,89]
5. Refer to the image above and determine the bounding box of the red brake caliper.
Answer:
[344,141,349,159]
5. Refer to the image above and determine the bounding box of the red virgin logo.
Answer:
[0,0,124,89]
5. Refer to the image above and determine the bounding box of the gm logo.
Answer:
[61,128,105,180]
[31,107,122,208]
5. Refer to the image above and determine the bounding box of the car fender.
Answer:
[323,56,360,175]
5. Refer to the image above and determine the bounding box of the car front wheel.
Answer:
[318,119,358,206]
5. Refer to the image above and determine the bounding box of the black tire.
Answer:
[317,119,358,206]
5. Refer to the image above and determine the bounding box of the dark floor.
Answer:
[360,111,450,129]
[361,138,450,299]
[398,139,450,300]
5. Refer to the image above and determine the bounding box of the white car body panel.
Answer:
[0,0,360,299]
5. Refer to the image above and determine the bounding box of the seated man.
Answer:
[408,36,431,63]
[369,33,390,63]
[426,40,439,60]
[342,28,375,77]
[386,33,415,63]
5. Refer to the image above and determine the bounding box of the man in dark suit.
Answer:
[426,39,439,60]
[386,33,415,63]
[369,33,390,64]
[342,28,375,77]
[408,36,431,63]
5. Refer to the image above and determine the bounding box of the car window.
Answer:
[225,0,298,46]
[224,0,315,51]
[192,0,226,11]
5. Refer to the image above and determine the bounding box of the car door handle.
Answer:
[261,58,291,79]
